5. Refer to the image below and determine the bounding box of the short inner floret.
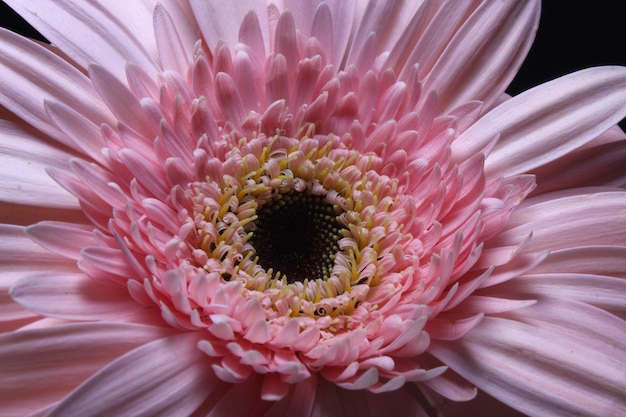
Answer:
[249,190,344,283]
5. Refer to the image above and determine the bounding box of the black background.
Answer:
[1,2,625,129]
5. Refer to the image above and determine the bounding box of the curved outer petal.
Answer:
[453,67,626,176]
[190,0,271,55]
[0,28,114,143]
[429,299,626,417]
[0,322,175,417]
[0,121,78,208]
[47,332,215,417]
[0,224,76,329]
[9,273,148,322]
[421,0,540,113]
[3,0,163,81]
[489,190,626,253]
[285,0,356,68]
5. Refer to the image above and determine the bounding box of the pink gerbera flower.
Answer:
[1,1,625,416]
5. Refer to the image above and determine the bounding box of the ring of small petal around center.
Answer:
[185,132,415,329]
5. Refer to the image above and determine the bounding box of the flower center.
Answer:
[184,132,416,323]
[249,190,345,283]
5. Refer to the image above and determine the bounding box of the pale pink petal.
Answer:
[44,100,108,164]
[10,273,145,321]
[430,300,626,417]
[26,221,96,260]
[490,191,626,252]
[190,0,270,54]
[153,4,192,75]
[0,28,113,140]
[533,137,626,194]
[3,0,161,81]
[47,332,214,417]
[0,224,77,329]
[0,322,174,417]
[0,225,78,286]
[453,67,626,175]
[529,245,626,277]
[0,121,79,208]
[495,273,626,319]
[88,64,155,139]
[421,0,540,113]
[392,1,477,82]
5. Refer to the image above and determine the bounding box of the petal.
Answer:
[430,299,626,417]
[153,4,192,75]
[0,322,173,417]
[47,332,215,417]
[421,0,540,113]
[0,224,78,288]
[490,190,626,252]
[0,121,79,208]
[533,137,626,194]
[0,28,113,141]
[453,67,626,176]
[190,0,270,55]
[4,0,161,81]
[26,221,96,261]
[88,63,155,139]
[10,273,144,321]
[529,245,626,277]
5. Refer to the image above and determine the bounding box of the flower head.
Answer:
[1,1,626,416]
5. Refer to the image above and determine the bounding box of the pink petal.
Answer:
[26,221,96,261]
[153,4,192,75]
[47,332,212,417]
[394,0,477,82]
[0,27,113,140]
[530,245,626,277]
[429,299,626,417]
[421,0,539,113]
[0,322,173,417]
[9,273,143,321]
[88,63,155,139]
[190,0,270,54]
[0,224,78,287]
[44,99,108,165]
[0,121,78,208]
[433,389,527,417]
[496,273,626,319]
[533,138,626,194]
[491,190,626,252]
[453,67,626,175]
[4,0,161,81]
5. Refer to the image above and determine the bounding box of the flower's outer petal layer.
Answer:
[285,0,356,68]
[453,67,626,176]
[9,273,147,322]
[0,322,174,417]
[0,225,74,331]
[532,127,626,193]
[421,0,540,113]
[47,332,215,417]
[190,0,270,55]
[0,28,114,144]
[2,0,168,81]
[429,298,626,417]
[490,190,626,253]
[0,121,78,209]
[26,221,96,260]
